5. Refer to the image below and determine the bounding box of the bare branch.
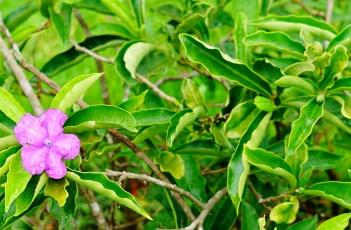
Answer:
[71,41,114,64]
[155,72,197,86]
[106,170,205,208]
[162,188,227,230]
[81,188,109,230]
[0,16,43,115]
[108,129,195,220]
[136,74,181,108]
[325,0,334,23]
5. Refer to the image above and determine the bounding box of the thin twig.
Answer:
[71,41,114,64]
[73,9,111,104]
[325,0,334,23]
[163,188,227,230]
[115,217,145,229]
[108,129,195,220]
[106,170,205,208]
[259,191,291,204]
[136,74,181,108]
[81,188,109,230]
[201,167,227,176]
[291,0,325,17]
[0,16,43,115]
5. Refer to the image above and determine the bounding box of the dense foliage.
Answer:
[1,0,351,229]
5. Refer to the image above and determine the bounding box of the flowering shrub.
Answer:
[0,0,351,229]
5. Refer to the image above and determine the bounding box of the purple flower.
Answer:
[14,109,80,179]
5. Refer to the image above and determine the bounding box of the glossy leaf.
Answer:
[275,75,316,94]
[286,99,324,156]
[328,78,351,94]
[317,213,351,230]
[304,182,351,209]
[287,216,318,230]
[253,15,336,39]
[179,34,272,96]
[303,149,343,170]
[0,147,20,176]
[15,174,47,216]
[283,62,315,76]
[90,23,134,39]
[5,153,32,212]
[0,135,18,151]
[41,35,124,76]
[115,41,154,84]
[64,105,137,133]
[50,3,72,44]
[227,111,268,212]
[181,79,205,109]
[133,108,175,126]
[241,201,259,230]
[66,170,151,219]
[244,31,305,57]
[270,197,299,224]
[327,24,351,51]
[50,73,102,112]
[44,178,69,207]
[167,107,205,147]
[0,87,25,122]
[244,146,297,187]
[158,152,185,179]
[254,96,276,112]
[234,12,249,62]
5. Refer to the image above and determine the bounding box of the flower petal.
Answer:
[21,145,48,175]
[14,114,47,146]
[53,134,80,160]
[45,150,67,179]
[40,109,68,138]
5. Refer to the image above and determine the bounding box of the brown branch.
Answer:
[325,0,334,23]
[115,216,145,229]
[164,188,227,230]
[71,41,114,64]
[108,129,195,220]
[81,188,109,230]
[259,191,291,204]
[136,74,181,108]
[73,10,111,104]
[106,170,205,208]
[0,16,43,115]
[201,167,227,176]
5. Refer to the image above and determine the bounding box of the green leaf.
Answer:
[50,3,72,44]
[270,197,299,224]
[90,23,134,39]
[173,139,230,156]
[181,79,205,109]
[327,24,351,51]
[0,147,20,176]
[5,153,32,212]
[41,35,124,76]
[130,0,144,28]
[317,213,351,230]
[227,111,268,213]
[283,62,315,76]
[286,98,324,155]
[0,135,18,151]
[64,105,137,133]
[253,15,336,39]
[320,45,348,89]
[0,87,25,122]
[4,3,37,31]
[50,73,102,112]
[176,155,206,201]
[275,75,317,95]
[158,152,185,179]
[254,96,276,112]
[241,201,259,230]
[167,107,204,147]
[244,146,297,187]
[328,78,351,94]
[304,181,351,209]
[303,149,343,170]
[100,0,135,31]
[15,174,47,216]
[234,12,249,62]
[49,181,78,229]
[333,95,351,119]
[287,216,318,230]
[66,170,151,219]
[44,178,69,207]
[133,108,175,126]
[119,90,148,112]
[224,101,258,138]
[179,34,272,96]
[244,31,305,57]
[115,41,154,84]
[0,111,15,135]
